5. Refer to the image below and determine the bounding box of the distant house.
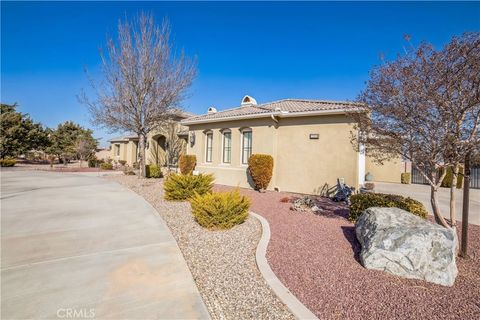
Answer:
[109,111,192,167]
[181,96,404,195]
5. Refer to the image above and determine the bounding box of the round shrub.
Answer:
[163,173,214,201]
[349,193,428,222]
[146,164,163,178]
[0,158,16,167]
[441,166,463,189]
[401,172,411,184]
[100,162,113,170]
[248,154,274,191]
[190,189,251,230]
[179,155,196,175]
[118,160,127,166]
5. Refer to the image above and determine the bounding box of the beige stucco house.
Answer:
[181,96,405,195]
[109,113,191,167]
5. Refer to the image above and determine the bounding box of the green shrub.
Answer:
[401,172,411,184]
[100,162,113,170]
[118,160,127,166]
[146,164,162,178]
[441,166,463,189]
[88,157,98,168]
[349,193,428,222]
[179,155,196,175]
[190,189,250,230]
[248,154,274,191]
[164,173,214,201]
[0,158,16,167]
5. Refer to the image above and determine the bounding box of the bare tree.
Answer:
[161,121,186,171]
[350,33,480,229]
[75,134,97,167]
[80,13,196,177]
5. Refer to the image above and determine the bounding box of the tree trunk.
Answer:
[460,152,471,258]
[430,185,449,228]
[450,165,459,227]
[138,133,147,178]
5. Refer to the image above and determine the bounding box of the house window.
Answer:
[241,129,252,164]
[223,131,232,163]
[115,144,120,156]
[205,131,213,162]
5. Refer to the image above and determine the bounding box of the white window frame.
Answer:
[222,130,232,164]
[241,128,252,165]
[205,131,213,163]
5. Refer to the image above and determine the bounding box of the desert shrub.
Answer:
[146,164,163,178]
[179,155,196,175]
[164,173,214,201]
[0,158,16,167]
[118,160,127,166]
[132,162,140,169]
[123,166,135,175]
[100,162,113,170]
[401,172,411,184]
[349,193,428,222]
[248,154,274,191]
[88,156,98,168]
[190,189,250,230]
[441,166,463,189]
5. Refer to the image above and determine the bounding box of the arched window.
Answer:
[222,129,232,163]
[241,128,252,164]
[205,131,213,162]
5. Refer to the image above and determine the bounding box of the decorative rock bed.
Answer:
[107,175,294,320]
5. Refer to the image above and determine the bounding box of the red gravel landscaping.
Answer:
[214,185,480,320]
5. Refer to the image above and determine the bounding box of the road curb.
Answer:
[250,212,318,320]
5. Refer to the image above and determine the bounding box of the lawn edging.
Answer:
[250,212,318,320]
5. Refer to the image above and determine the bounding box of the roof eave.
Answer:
[181,108,364,126]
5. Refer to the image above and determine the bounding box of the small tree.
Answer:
[350,33,480,229]
[161,121,186,170]
[80,13,196,177]
[75,134,98,167]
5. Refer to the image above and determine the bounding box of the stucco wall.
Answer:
[365,156,406,183]
[275,115,358,195]
[186,114,360,195]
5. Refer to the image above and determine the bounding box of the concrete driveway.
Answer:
[1,170,209,319]
[374,182,480,225]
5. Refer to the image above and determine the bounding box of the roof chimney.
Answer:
[207,106,217,114]
[241,95,257,106]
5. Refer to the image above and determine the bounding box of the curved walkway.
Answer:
[1,170,209,319]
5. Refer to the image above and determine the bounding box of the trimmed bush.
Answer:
[146,164,162,178]
[123,166,135,175]
[0,158,16,167]
[401,172,411,184]
[100,162,113,170]
[164,173,214,201]
[179,155,196,175]
[88,157,98,168]
[190,189,250,230]
[349,193,428,222]
[248,154,274,191]
[441,166,463,189]
[118,160,127,166]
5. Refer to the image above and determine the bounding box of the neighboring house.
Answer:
[181,95,406,195]
[95,148,111,161]
[109,112,191,167]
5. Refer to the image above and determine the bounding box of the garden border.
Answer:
[250,212,318,320]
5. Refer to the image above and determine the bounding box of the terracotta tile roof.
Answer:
[182,99,364,124]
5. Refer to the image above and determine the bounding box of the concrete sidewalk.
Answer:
[1,170,210,319]
[374,182,480,225]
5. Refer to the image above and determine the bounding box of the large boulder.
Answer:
[355,207,458,286]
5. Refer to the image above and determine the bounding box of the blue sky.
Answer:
[2,1,479,146]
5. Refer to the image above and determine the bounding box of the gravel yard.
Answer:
[107,175,294,320]
[215,185,480,320]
